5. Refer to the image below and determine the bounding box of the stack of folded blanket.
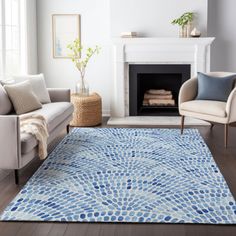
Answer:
[143,89,175,106]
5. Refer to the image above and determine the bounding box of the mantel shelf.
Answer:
[112,37,215,45]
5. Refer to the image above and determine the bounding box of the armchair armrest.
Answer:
[0,115,21,169]
[179,77,198,105]
[47,88,71,103]
[226,87,236,123]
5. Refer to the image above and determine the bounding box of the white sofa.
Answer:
[0,85,74,184]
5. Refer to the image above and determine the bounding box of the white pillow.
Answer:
[4,81,42,115]
[0,79,15,86]
[13,74,51,104]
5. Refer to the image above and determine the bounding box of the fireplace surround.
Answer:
[111,37,215,118]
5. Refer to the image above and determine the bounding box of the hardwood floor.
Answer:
[0,118,236,236]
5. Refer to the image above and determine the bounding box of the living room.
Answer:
[0,0,236,235]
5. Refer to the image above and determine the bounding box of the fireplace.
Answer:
[129,64,191,116]
[110,37,214,118]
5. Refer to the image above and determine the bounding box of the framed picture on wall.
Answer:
[52,14,81,58]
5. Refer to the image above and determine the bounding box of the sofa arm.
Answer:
[0,115,21,169]
[179,77,198,106]
[226,87,236,123]
[47,88,71,103]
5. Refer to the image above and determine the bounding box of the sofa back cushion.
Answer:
[13,74,51,104]
[4,81,42,115]
[0,84,13,115]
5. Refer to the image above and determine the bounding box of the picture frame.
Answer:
[52,14,81,58]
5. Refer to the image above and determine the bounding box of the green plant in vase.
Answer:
[67,38,100,96]
[171,12,194,38]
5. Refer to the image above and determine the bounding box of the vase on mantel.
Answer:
[179,25,187,38]
[179,22,192,38]
[186,22,193,37]
[76,77,89,97]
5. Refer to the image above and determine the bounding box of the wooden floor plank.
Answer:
[84,223,101,236]
[47,223,68,236]
[115,224,133,236]
[99,223,116,236]
[0,222,22,236]
[33,223,53,236]
[64,223,88,236]
[207,225,236,236]
[0,170,10,182]
[130,224,186,236]
[15,223,38,236]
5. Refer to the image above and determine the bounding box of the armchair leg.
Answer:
[66,125,70,134]
[181,116,185,135]
[14,169,19,185]
[224,124,229,148]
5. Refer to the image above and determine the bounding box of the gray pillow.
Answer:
[4,81,42,115]
[13,74,51,104]
[196,72,236,102]
[0,85,13,115]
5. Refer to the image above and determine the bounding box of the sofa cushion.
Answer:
[13,74,51,104]
[20,102,73,154]
[4,81,42,115]
[21,102,73,132]
[0,84,13,115]
[196,72,236,102]
[180,100,227,118]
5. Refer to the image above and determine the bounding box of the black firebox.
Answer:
[129,64,191,116]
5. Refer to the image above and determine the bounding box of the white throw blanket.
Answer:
[20,114,49,160]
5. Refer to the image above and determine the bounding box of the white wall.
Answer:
[26,0,38,74]
[37,0,208,116]
[37,0,111,115]
[208,0,236,72]
[110,0,208,37]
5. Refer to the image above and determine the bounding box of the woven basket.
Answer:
[70,93,102,127]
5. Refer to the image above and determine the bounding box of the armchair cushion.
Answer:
[196,72,236,102]
[180,100,227,118]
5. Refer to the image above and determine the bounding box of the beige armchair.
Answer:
[179,72,236,148]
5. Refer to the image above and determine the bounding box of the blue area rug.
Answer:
[1,128,236,224]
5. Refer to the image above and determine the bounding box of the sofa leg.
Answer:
[181,116,185,135]
[66,125,70,134]
[14,169,19,185]
[224,124,229,148]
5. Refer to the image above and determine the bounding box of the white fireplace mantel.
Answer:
[111,37,215,117]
